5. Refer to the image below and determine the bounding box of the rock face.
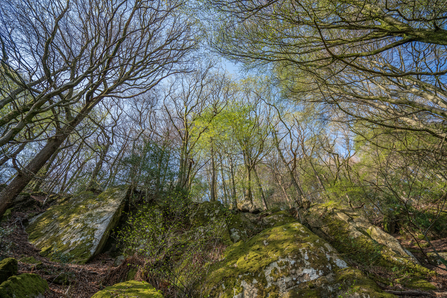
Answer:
[91,280,163,298]
[202,220,394,298]
[303,202,435,290]
[26,187,128,264]
[0,258,17,284]
[0,273,48,298]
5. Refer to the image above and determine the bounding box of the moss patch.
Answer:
[26,187,128,264]
[0,258,17,284]
[91,280,163,298]
[0,273,48,298]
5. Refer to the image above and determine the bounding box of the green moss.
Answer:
[126,268,137,281]
[404,278,437,290]
[91,280,163,298]
[1,208,12,222]
[0,258,17,284]
[334,268,395,298]
[0,273,48,298]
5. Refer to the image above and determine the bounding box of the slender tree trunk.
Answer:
[244,164,253,204]
[274,173,293,208]
[210,140,217,201]
[228,154,237,208]
[274,134,304,205]
[218,152,228,205]
[61,159,89,193]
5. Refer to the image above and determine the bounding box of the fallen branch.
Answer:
[384,289,434,296]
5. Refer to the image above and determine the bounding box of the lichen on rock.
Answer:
[91,280,163,297]
[201,222,393,298]
[0,273,48,298]
[26,187,129,264]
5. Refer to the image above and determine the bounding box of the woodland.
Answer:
[1,0,447,297]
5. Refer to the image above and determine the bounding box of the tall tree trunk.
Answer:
[254,167,268,210]
[0,105,92,217]
[244,164,253,204]
[228,154,237,208]
[218,152,228,205]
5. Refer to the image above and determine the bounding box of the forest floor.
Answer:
[2,205,447,297]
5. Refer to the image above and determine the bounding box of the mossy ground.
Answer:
[91,280,163,298]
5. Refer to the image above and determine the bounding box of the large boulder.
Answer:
[303,202,435,290]
[0,273,48,298]
[201,222,394,297]
[0,258,17,284]
[91,280,163,298]
[26,187,129,264]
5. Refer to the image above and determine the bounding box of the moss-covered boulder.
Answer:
[0,273,48,298]
[0,258,17,284]
[91,280,163,298]
[303,202,434,288]
[201,222,394,298]
[26,187,129,264]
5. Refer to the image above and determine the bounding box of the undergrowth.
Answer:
[116,192,228,297]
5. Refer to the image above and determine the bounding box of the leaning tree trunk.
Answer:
[0,106,91,218]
